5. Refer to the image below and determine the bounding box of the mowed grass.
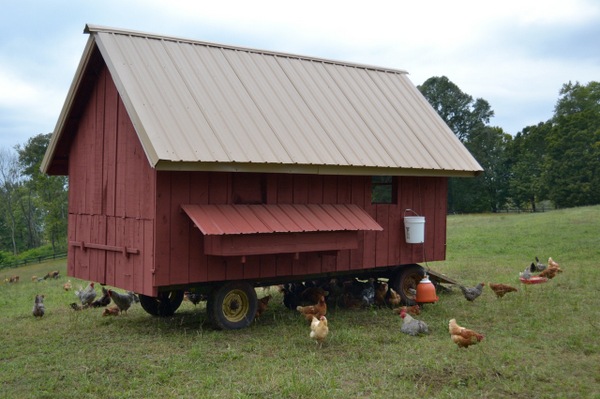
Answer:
[1,206,599,399]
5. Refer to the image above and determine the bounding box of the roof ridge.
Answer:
[84,23,407,75]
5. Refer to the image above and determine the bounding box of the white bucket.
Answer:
[404,216,425,244]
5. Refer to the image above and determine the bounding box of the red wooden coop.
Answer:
[42,25,482,329]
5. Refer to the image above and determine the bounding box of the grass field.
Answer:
[1,206,599,398]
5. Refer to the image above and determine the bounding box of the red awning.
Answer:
[181,204,383,236]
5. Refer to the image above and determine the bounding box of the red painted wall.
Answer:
[66,64,448,296]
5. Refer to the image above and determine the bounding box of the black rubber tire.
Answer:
[207,281,258,330]
[390,264,426,306]
[139,290,184,317]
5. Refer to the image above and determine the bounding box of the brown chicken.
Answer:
[488,283,518,298]
[449,319,484,348]
[393,304,421,316]
[386,288,402,307]
[102,306,120,316]
[63,280,72,291]
[309,315,329,348]
[297,295,327,322]
[539,266,562,279]
[255,294,272,319]
[374,281,388,307]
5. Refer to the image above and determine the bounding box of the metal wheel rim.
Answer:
[402,275,420,301]
[222,289,249,322]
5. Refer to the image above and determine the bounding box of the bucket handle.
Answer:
[404,209,421,218]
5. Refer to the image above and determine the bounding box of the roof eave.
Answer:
[154,160,483,177]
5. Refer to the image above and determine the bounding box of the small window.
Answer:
[371,176,397,204]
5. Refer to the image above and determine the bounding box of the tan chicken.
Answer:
[449,319,484,348]
[63,280,72,291]
[488,283,518,298]
[386,288,402,307]
[309,315,329,348]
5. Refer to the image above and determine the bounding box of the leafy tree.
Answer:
[16,134,68,252]
[0,148,23,254]
[419,76,505,212]
[542,81,600,208]
[507,122,551,211]
[418,76,494,142]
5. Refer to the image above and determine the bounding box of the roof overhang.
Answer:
[181,203,383,257]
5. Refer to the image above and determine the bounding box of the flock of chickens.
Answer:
[265,256,563,349]
[20,256,563,350]
[24,271,140,319]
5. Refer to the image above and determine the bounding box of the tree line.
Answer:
[1,78,598,258]
[418,78,600,213]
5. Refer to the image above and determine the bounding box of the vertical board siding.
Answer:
[67,66,449,294]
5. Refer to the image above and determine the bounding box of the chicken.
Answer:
[69,302,86,311]
[530,257,547,273]
[296,295,327,322]
[393,304,421,316]
[309,315,329,348]
[44,270,60,280]
[374,281,388,307]
[539,265,563,279]
[519,266,532,280]
[107,289,137,314]
[449,318,484,348]
[458,282,485,302]
[255,295,272,319]
[399,308,429,336]
[488,283,518,298]
[90,286,111,308]
[75,282,97,306]
[102,306,120,316]
[63,280,72,291]
[548,257,560,268]
[183,291,204,306]
[386,288,402,307]
[300,286,329,304]
[32,294,45,318]
[8,275,19,283]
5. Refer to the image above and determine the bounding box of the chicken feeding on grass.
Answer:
[399,308,429,336]
[75,282,97,307]
[539,265,563,279]
[530,257,547,273]
[63,280,72,291]
[393,304,421,316]
[297,295,327,322]
[44,270,60,280]
[102,306,120,316]
[458,282,485,302]
[449,318,484,348]
[488,283,518,299]
[32,294,45,318]
[70,302,86,311]
[90,286,111,308]
[107,290,138,314]
[309,315,329,348]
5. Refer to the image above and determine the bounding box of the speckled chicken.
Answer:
[458,282,485,302]
[32,294,45,318]
[75,282,97,306]
[107,290,138,314]
[399,308,429,336]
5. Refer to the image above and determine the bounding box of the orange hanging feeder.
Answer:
[415,274,439,304]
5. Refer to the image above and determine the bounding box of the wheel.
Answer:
[139,290,184,317]
[207,281,257,330]
[390,264,425,306]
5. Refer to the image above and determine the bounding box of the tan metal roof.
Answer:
[42,24,483,177]
[181,204,383,235]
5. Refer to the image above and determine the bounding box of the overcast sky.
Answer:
[1,0,599,151]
